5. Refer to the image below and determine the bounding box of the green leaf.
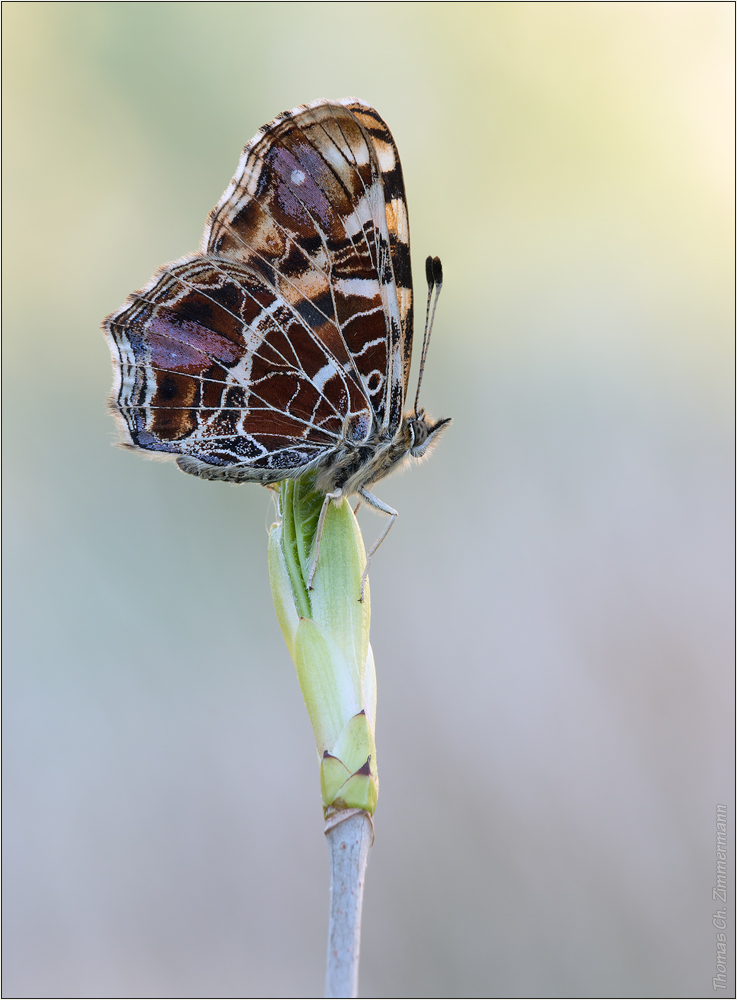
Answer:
[267,522,300,658]
[294,618,362,754]
[320,753,352,806]
[308,498,370,686]
[332,769,378,814]
[276,479,312,620]
[331,710,377,777]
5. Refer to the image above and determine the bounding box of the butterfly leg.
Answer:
[357,488,398,601]
[307,488,343,590]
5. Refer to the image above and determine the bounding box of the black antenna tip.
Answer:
[425,255,435,289]
[432,256,443,286]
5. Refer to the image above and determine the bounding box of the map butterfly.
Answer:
[103,98,450,590]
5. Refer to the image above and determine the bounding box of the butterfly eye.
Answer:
[407,417,426,453]
[409,415,451,458]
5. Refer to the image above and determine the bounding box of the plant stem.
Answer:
[324,809,374,998]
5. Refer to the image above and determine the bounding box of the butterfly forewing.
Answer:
[204,98,413,431]
[104,99,414,482]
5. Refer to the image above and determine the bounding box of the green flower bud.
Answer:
[268,476,378,815]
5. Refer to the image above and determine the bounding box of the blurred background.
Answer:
[3,3,733,997]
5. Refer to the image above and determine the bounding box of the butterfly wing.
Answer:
[204,98,413,433]
[105,254,375,481]
[104,99,412,482]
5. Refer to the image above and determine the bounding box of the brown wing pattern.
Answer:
[205,98,413,431]
[103,99,413,481]
[106,257,372,480]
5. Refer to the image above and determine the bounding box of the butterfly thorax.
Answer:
[315,411,450,497]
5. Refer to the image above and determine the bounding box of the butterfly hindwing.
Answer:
[106,256,371,480]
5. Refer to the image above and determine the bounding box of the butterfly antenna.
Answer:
[413,256,443,415]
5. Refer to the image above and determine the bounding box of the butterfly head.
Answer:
[406,410,452,460]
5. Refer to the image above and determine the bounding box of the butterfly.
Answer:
[103,98,450,593]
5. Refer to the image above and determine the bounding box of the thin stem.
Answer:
[324,810,374,998]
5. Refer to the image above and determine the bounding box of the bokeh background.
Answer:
[3,3,733,997]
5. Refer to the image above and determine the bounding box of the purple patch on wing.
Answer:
[272,146,336,226]
[147,313,243,373]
